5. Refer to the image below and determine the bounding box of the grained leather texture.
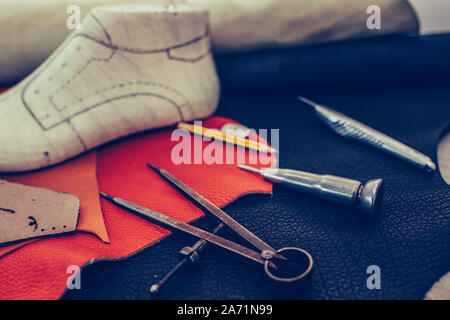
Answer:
[0,116,272,300]
[0,151,109,259]
[64,86,450,300]
[1,151,110,245]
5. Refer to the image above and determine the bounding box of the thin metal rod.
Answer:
[150,223,225,294]
[100,193,277,268]
[238,164,262,174]
[298,96,319,108]
[150,259,185,294]
[147,164,279,256]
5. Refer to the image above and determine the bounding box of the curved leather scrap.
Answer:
[0,180,79,244]
[425,271,450,300]
[0,116,273,299]
[1,151,109,244]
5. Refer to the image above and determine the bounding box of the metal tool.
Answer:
[149,162,226,294]
[150,222,225,294]
[298,96,436,172]
[238,165,383,217]
[100,164,313,284]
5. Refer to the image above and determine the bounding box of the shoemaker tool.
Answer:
[100,164,313,285]
[238,165,384,218]
[150,222,225,294]
[298,96,436,172]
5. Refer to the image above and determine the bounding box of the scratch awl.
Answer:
[298,96,436,172]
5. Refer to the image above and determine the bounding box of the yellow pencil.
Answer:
[177,122,277,153]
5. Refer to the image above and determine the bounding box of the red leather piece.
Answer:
[0,117,273,299]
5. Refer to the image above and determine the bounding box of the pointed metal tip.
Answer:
[99,192,114,202]
[257,144,278,154]
[297,96,319,109]
[275,253,288,261]
[147,163,160,172]
[149,284,160,294]
[425,161,436,172]
[238,165,262,174]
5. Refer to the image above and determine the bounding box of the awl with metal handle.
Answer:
[298,96,436,172]
[238,165,384,218]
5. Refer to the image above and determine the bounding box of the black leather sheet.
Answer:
[215,34,450,91]
[63,84,450,300]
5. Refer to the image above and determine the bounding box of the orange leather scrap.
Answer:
[0,117,273,299]
[0,151,109,258]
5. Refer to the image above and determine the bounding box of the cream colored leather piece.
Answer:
[424,271,450,300]
[0,0,418,85]
[407,0,450,34]
[0,179,80,244]
[437,131,450,185]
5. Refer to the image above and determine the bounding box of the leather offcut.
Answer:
[0,179,79,244]
[0,116,273,300]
